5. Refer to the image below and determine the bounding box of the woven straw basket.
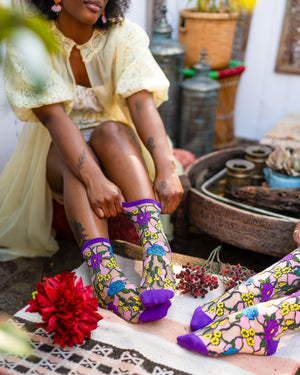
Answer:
[178,9,239,69]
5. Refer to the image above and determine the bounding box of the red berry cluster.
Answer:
[221,263,255,291]
[175,263,219,298]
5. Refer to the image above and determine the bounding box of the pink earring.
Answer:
[101,10,107,24]
[51,0,62,13]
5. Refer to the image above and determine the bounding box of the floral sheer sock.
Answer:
[190,248,300,331]
[81,238,171,323]
[123,199,175,308]
[178,290,300,356]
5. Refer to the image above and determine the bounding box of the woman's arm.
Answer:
[126,90,183,214]
[33,103,124,218]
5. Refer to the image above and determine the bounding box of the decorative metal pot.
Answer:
[178,50,220,157]
[150,5,185,146]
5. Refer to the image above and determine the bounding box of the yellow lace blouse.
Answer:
[0,19,170,260]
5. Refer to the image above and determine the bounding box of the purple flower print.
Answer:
[261,282,274,302]
[147,244,166,256]
[137,211,150,226]
[107,302,118,315]
[282,252,294,261]
[264,320,279,340]
[91,253,102,270]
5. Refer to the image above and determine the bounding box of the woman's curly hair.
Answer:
[29,0,131,29]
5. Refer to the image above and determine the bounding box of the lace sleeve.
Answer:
[114,20,169,107]
[4,40,74,123]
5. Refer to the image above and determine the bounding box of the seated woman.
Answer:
[0,0,183,323]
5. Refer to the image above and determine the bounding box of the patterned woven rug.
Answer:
[1,252,300,375]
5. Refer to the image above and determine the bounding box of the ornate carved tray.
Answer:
[186,147,297,258]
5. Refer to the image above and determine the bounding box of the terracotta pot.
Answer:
[178,8,239,69]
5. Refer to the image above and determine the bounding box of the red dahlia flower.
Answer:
[26,271,102,347]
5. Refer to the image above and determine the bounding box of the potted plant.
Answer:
[264,147,300,189]
[178,0,256,69]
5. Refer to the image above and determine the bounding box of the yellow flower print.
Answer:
[241,329,249,338]
[280,326,288,332]
[98,274,104,282]
[282,302,290,308]
[86,250,92,257]
[157,268,162,275]
[278,282,287,288]
[249,328,255,336]
[97,283,104,291]
[248,292,254,299]
[241,294,249,301]
[214,331,222,338]
[203,333,212,339]
[156,220,162,230]
[123,306,129,312]
[143,238,147,245]
[217,302,224,308]
[119,301,124,307]
[211,337,220,346]
[132,209,139,214]
[219,318,228,326]
[248,300,254,307]
[210,321,219,329]
[145,230,151,237]
[282,267,291,274]
[274,271,282,279]
[286,320,294,326]
[110,258,118,268]
[290,304,300,311]
[147,277,153,284]
[143,270,148,278]
[274,266,281,272]
[281,307,290,316]
[107,262,113,268]
[104,274,111,281]
[216,308,224,316]
[209,306,217,313]
[151,233,158,239]
[145,263,150,270]
[247,337,255,346]
[133,306,139,312]
[99,291,105,299]
[154,274,160,281]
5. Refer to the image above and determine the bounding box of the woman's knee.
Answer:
[90,121,139,152]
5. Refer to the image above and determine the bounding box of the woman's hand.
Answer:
[153,170,183,214]
[293,220,300,247]
[86,175,125,219]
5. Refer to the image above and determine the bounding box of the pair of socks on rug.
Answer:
[178,248,300,355]
[81,199,175,324]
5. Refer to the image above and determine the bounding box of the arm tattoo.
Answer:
[69,220,90,247]
[158,181,167,208]
[147,137,156,152]
[158,181,167,191]
[77,149,86,171]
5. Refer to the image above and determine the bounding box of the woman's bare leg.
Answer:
[46,143,171,323]
[90,122,176,307]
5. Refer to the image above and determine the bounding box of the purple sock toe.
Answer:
[140,289,174,308]
[266,340,279,355]
[190,306,213,331]
[177,332,209,355]
[139,300,171,322]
